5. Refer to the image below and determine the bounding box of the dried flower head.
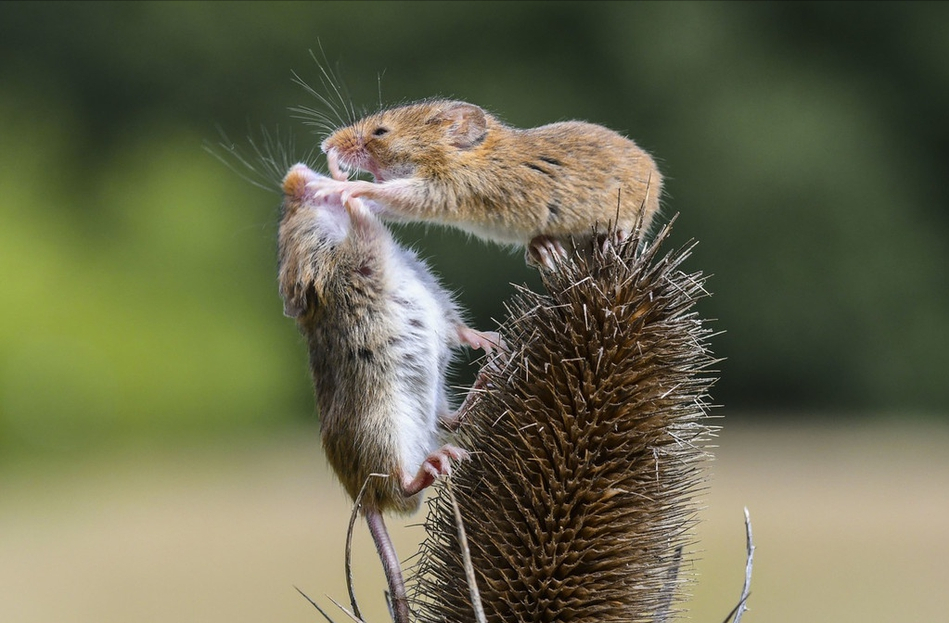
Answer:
[410,219,719,623]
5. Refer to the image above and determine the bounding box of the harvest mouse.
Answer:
[310,99,663,268]
[278,163,498,621]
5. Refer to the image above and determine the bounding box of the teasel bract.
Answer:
[410,219,719,623]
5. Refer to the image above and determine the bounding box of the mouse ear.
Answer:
[279,279,308,318]
[441,103,487,149]
[282,292,306,318]
[278,259,314,318]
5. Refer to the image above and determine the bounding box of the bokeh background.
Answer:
[1,2,947,622]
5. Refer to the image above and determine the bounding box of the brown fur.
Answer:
[278,164,464,514]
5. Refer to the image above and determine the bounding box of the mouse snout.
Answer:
[323,128,370,177]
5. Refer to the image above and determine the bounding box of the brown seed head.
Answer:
[410,219,719,623]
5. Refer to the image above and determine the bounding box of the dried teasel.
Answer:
[409,218,720,623]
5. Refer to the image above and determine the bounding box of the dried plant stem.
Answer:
[294,586,338,623]
[345,478,372,621]
[327,595,369,623]
[446,482,487,623]
[720,508,755,623]
[734,508,755,623]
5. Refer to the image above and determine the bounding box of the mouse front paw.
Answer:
[309,178,376,205]
[306,176,347,198]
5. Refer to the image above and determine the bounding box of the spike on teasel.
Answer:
[409,218,719,623]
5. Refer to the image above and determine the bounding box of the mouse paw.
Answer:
[448,356,503,426]
[457,326,505,354]
[309,178,374,204]
[527,235,567,271]
[595,228,630,255]
[306,177,343,202]
[402,445,469,496]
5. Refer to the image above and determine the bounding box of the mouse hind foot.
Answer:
[457,325,504,354]
[402,445,469,496]
[527,235,568,271]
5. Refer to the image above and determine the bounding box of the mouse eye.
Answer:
[372,126,389,137]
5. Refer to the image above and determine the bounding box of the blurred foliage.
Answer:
[1,1,947,455]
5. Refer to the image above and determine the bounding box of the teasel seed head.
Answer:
[410,219,719,623]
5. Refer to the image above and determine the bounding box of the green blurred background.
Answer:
[1,2,948,622]
[2,1,947,456]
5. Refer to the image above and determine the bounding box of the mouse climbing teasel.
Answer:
[277,163,501,623]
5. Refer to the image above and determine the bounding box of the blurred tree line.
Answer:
[1,1,947,455]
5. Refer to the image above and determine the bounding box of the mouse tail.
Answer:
[365,508,411,623]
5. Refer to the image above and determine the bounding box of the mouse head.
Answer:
[321,100,489,181]
[278,165,387,318]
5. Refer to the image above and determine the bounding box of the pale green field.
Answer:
[1,420,946,622]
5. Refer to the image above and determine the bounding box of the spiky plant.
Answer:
[409,220,719,623]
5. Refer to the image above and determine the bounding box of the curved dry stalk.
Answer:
[446,481,487,623]
[719,508,755,623]
[344,476,376,621]
[733,508,755,623]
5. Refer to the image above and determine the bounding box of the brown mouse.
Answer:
[312,99,663,267]
[278,163,498,621]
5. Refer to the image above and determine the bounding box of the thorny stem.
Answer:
[294,586,337,623]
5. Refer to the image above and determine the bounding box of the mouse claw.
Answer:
[305,176,342,200]
[342,194,368,216]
